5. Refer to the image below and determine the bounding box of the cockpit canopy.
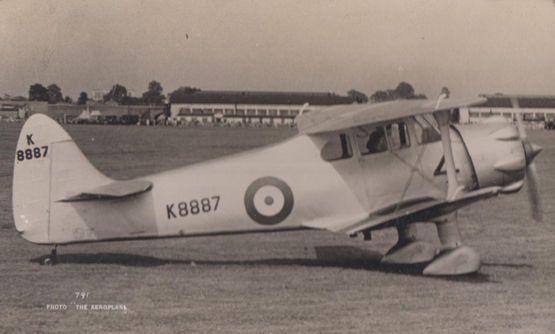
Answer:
[320,115,441,162]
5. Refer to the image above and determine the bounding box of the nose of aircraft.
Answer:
[455,121,543,222]
[455,123,527,190]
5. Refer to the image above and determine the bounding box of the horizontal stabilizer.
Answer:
[60,179,152,201]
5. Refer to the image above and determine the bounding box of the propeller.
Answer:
[515,114,543,222]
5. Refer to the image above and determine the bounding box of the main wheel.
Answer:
[41,247,58,265]
[41,256,55,266]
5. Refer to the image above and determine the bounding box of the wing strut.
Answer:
[433,94,462,201]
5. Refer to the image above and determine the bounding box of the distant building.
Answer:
[169,90,356,125]
[44,103,165,124]
[0,102,21,119]
[460,94,555,124]
[0,101,48,119]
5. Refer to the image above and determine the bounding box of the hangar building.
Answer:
[0,101,48,120]
[459,94,555,125]
[0,102,24,119]
[169,91,356,125]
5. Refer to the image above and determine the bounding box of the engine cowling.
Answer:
[453,123,526,190]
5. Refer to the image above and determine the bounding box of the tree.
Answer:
[103,84,128,104]
[77,92,89,105]
[121,96,144,105]
[63,96,73,104]
[168,86,201,103]
[47,84,63,104]
[29,83,49,101]
[370,82,427,103]
[347,89,368,103]
[370,90,389,103]
[386,89,399,100]
[441,86,450,98]
[394,82,415,99]
[142,80,165,105]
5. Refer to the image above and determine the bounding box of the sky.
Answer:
[1,0,554,100]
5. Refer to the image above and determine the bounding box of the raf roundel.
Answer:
[244,177,294,225]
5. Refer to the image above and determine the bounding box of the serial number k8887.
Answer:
[166,196,220,220]
[16,146,48,161]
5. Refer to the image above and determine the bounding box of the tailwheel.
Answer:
[423,215,481,275]
[41,246,58,266]
[381,224,436,265]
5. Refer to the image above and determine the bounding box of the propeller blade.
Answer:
[515,113,527,139]
[516,112,543,222]
[526,162,543,222]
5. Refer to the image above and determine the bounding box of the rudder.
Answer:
[12,114,110,244]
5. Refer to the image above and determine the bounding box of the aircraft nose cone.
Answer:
[524,142,542,165]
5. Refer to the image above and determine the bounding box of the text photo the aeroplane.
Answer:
[12,95,543,275]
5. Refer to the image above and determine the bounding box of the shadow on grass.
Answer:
[482,262,534,269]
[31,245,497,283]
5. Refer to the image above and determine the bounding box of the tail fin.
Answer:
[12,114,111,244]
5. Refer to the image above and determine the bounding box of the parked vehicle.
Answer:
[119,114,140,125]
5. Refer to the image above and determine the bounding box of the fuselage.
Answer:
[21,115,526,245]
[47,134,368,242]
[45,124,462,243]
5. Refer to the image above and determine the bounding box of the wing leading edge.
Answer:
[303,186,501,235]
[296,97,485,135]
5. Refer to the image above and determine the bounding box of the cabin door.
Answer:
[352,121,427,212]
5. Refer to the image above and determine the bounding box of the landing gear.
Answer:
[423,245,480,275]
[379,215,481,275]
[426,109,481,275]
[41,246,58,266]
[381,224,436,264]
[423,214,481,275]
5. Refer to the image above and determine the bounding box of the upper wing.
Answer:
[296,97,485,135]
[60,179,153,201]
[302,186,501,235]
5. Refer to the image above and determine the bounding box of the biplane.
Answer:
[12,94,543,275]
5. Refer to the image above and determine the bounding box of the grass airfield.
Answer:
[0,121,554,333]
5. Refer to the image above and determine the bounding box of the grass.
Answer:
[0,122,554,333]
